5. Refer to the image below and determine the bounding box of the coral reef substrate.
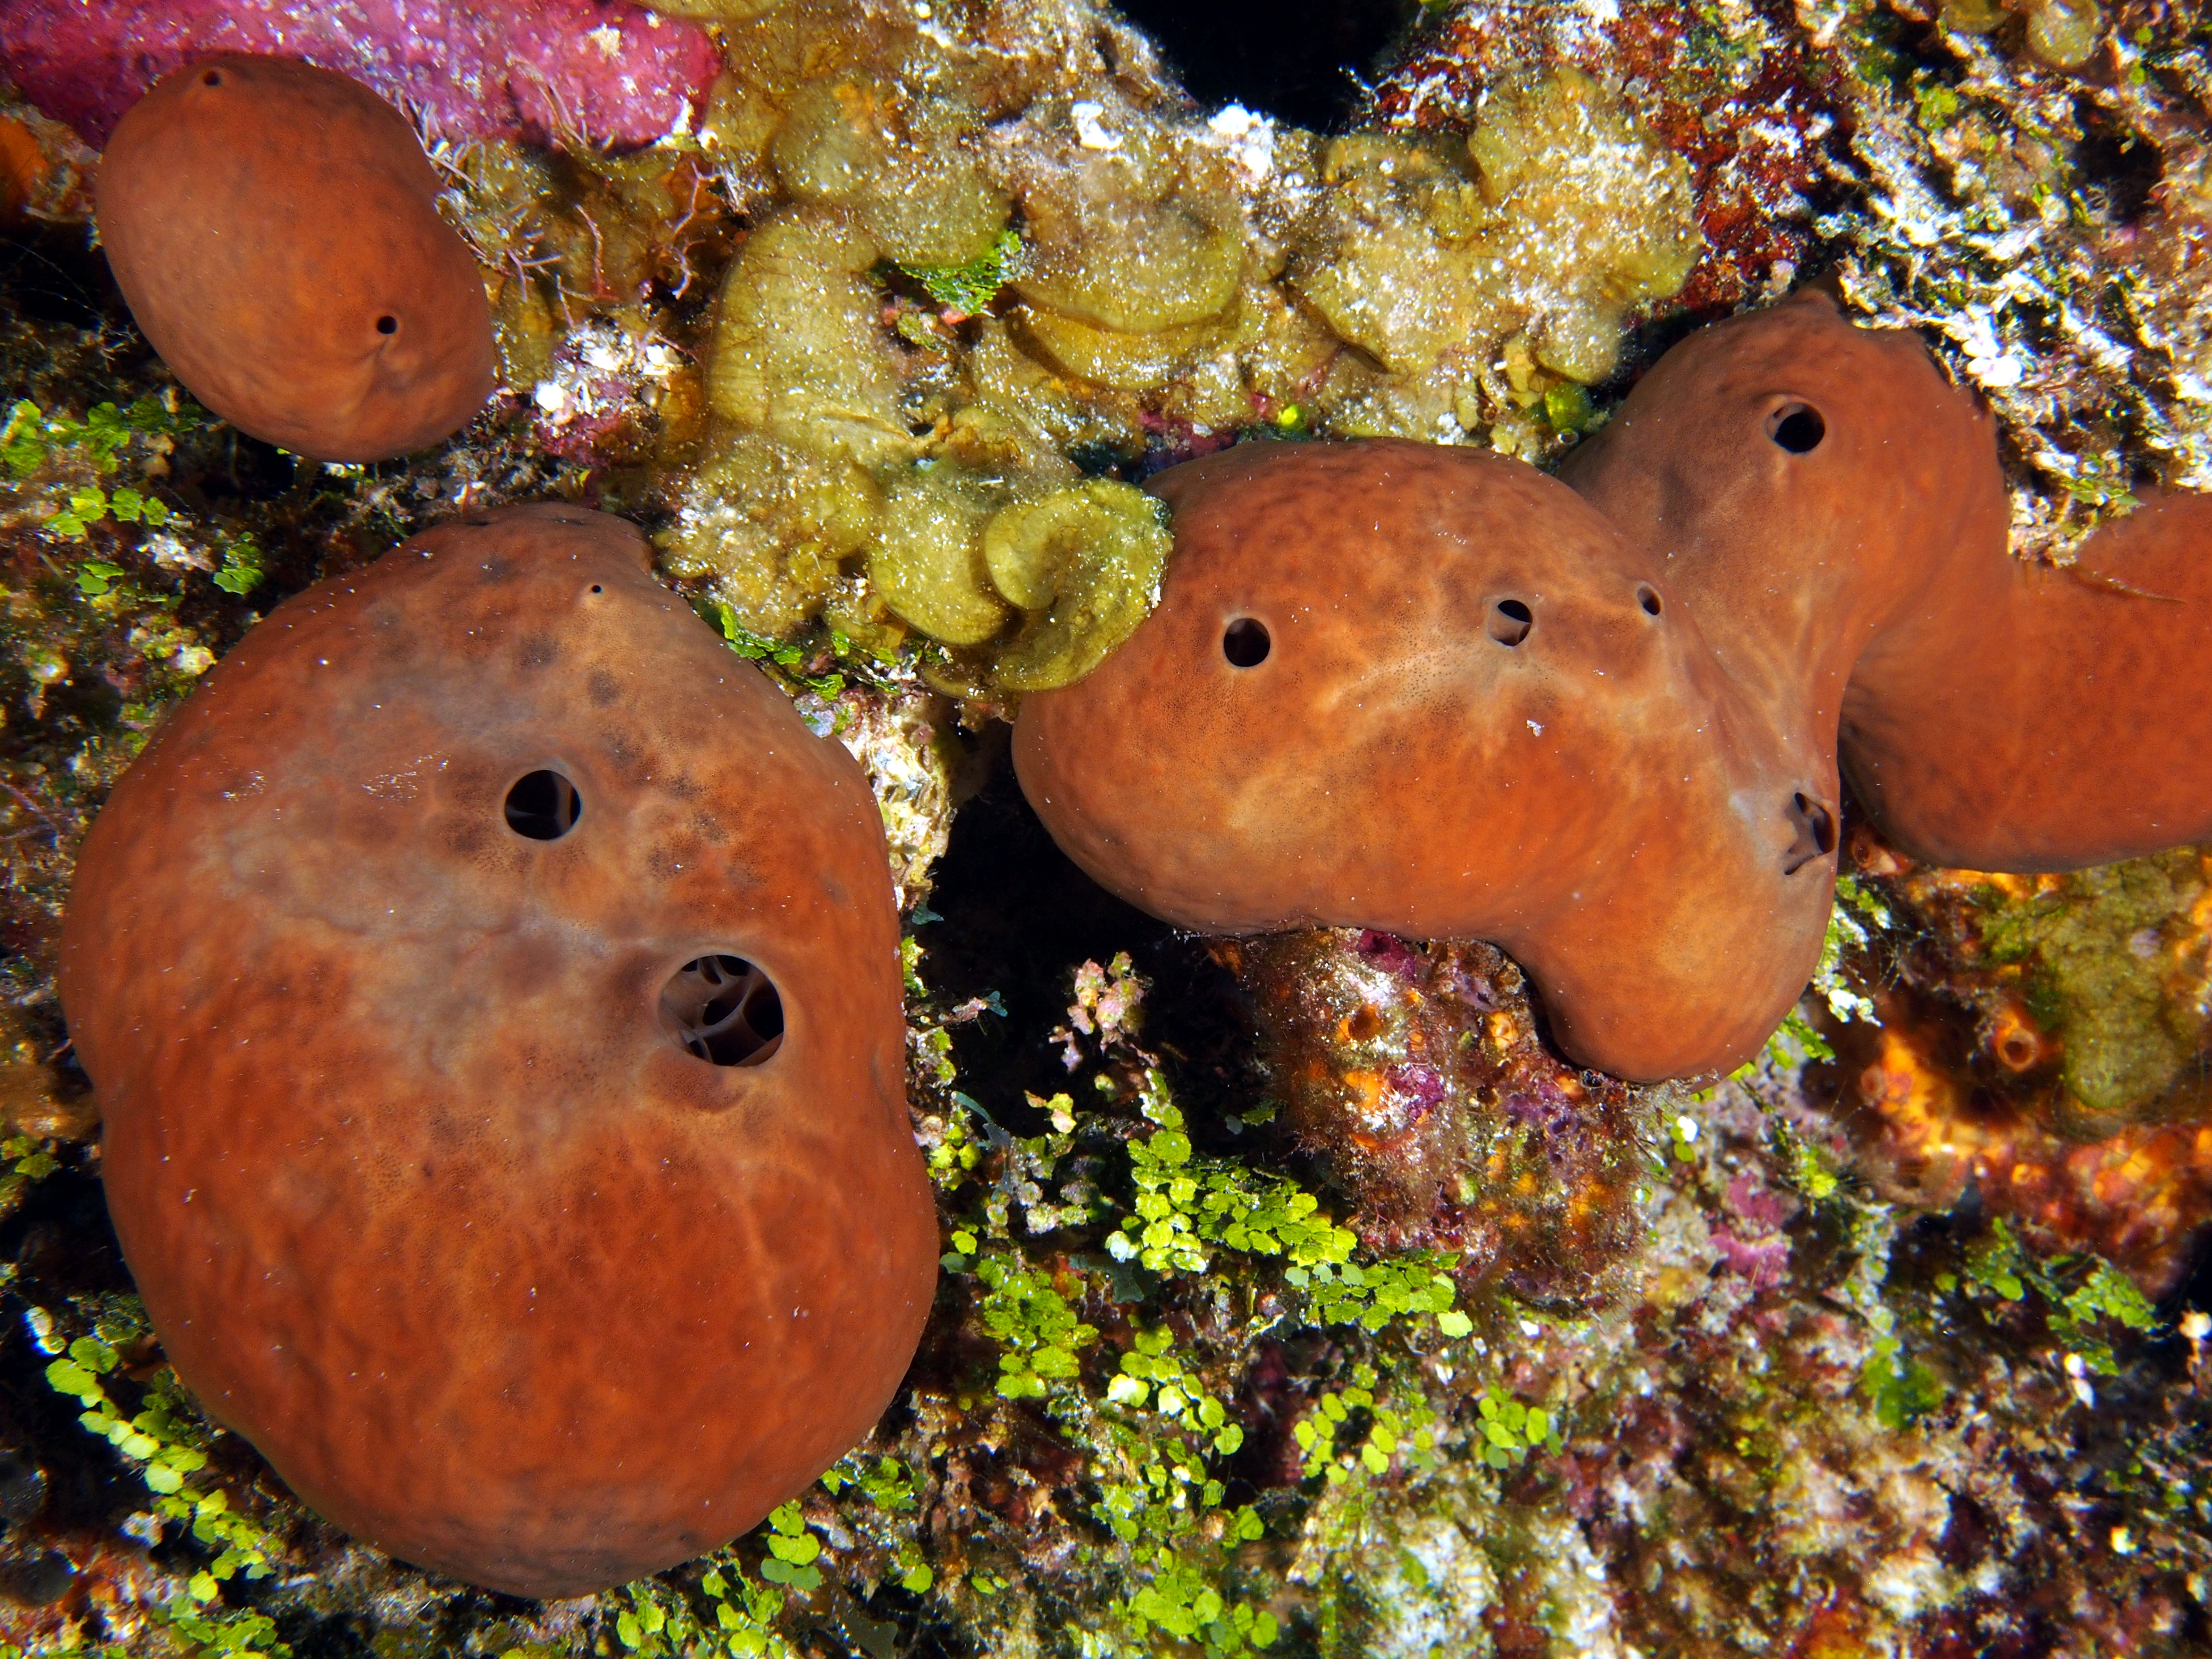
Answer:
[0,0,719,150]
[2,0,2212,1654]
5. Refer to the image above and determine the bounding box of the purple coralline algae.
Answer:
[0,0,720,150]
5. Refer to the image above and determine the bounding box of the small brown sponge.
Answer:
[95,54,495,461]
[57,505,936,1596]
[1015,295,2212,1082]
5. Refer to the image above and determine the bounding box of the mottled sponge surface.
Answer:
[1561,292,2212,874]
[57,505,937,1597]
[0,0,719,150]
[1013,437,1835,1081]
[1018,296,2212,1083]
[95,55,495,462]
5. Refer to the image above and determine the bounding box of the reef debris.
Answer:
[1816,0,2212,559]
[1826,828,2212,1292]
[1221,929,1659,1309]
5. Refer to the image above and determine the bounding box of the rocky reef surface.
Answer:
[1,0,2211,1656]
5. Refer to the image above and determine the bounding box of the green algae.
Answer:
[1975,853,2212,1128]
[1891,850,2212,1134]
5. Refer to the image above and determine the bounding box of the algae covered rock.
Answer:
[1462,67,1701,383]
[661,429,884,639]
[706,207,913,467]
[1288,67,1700,443]
[655,24,1712,695]
[769,75,1011,269]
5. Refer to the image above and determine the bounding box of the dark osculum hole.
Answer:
[1768,403,1825,454]
[1782,790,1838,874]
[1222,616,1271,667]
[375,314,398,335]
[202,70,222,86]
[1636,584,1662,616]
[503,769,582,840]
[660,955,786,1066]
[1487,598,1534,647]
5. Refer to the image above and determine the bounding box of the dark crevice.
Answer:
[918,760,1253,1135]
[1110,0,1424,131]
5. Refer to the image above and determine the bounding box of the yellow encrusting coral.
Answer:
[1292,69,1700,448]
[635,4,1706,695]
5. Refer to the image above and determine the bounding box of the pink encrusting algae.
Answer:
[0,0,721,150]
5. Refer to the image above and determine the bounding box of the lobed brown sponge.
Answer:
[94,54,495,461]
[1562,291,2212,874]
[1013,439,1832,1081]
[58,505,936,1596]
[1016,292,2212,1082]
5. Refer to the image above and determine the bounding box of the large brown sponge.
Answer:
[1013,440,1836,1081]
[1015,294,2212,1082]
[95,53,495,461]
[58,505,936,1596]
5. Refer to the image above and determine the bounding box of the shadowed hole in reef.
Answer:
[1107,0,1424,131]
[0,226,125,331]
[920,758,1255,1135]
[0,1164,178,1548]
